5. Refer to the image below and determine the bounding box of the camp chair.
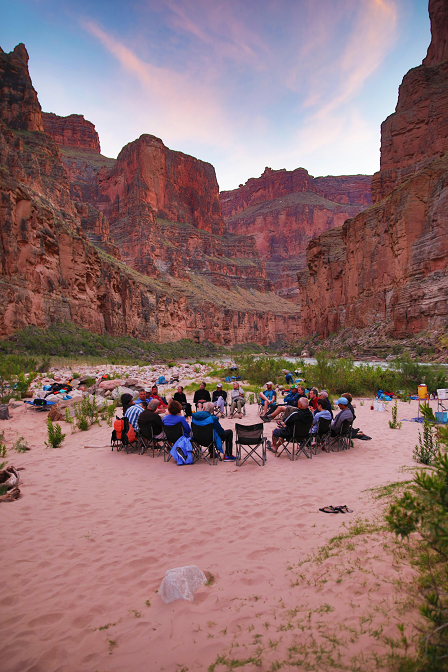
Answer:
[111,416,139,453]
[277,419,313,460]
[313,417,332,455]
[329,420,353,452]
[163,422,185,462]
[191,421,221,465]
[235,423,266,466]
[139,424,165,458]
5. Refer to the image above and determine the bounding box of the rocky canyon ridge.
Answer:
[299,0,448,338]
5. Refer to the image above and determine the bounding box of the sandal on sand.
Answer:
[335,505,354,513]
[319,506,340,514]
[266,444,277,454]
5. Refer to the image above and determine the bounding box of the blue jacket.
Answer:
[163,413,191,437]
[284,391,299,406]
[192,411,224,452]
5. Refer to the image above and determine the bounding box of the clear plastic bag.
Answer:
[158,565,206,604]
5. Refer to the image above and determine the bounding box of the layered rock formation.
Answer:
[299,0,448,338]
[42,113,101,152]
[371,0,448,202]
[221,167,371,299]
[0,43,300,345]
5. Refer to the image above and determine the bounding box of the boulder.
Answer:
[0,405,10,420]
[48,406,64,422]
[112,386,137,401]
[98,379,123,391]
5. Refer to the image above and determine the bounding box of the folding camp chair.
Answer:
[235,423,266,466]
[329,420,353,452]
[139,424,165,457]
[277,419,313,460]
[163,422,185,462]
[191,422,221,465]
[313,417,332,455]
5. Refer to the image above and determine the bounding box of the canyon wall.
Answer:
[221,167,371,299]
[42,113,101,153]
[0,43,300,345]
[299,0,448,338]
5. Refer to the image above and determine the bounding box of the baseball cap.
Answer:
[266,381,273,386]
[337,397,348,405]
[217,383,222,388]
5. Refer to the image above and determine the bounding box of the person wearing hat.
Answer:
[212,383,227,417]
[229,381,245,418]
[330,397,353,436]
[260,382,277,416]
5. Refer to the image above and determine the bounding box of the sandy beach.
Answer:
[0,396,424,671]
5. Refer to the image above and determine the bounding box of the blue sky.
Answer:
[1,0,431,191]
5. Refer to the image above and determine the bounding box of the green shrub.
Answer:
[414,420,439,465]
[100,401,116,427]
[234,355,292,387]
[12,436,29,453]
[73,395,100,431]
[0,433,7,470]
[389,400,402,429]
[45,418,66,449]
[387,450,448,670]
[0,354,37,403]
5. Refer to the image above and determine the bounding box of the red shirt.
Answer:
[309,396,318,411]
[151,394,167,410]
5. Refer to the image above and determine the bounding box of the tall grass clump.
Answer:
[73,395,100,431]
[45,418,66,449]
[387,440,448,671]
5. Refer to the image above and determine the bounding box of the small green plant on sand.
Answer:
[100,401,116,427]
[12,436,29,452]
[414,419,439,465]
[73,395,100,431]
[387,450,448,671]
[389,399,402,429]
[64,407,75,433]
[45,417,66,449]
[0,433,7,470]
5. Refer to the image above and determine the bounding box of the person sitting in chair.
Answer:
[311,398,332,433]
[122,394,143,431]
[267,397,313,454]
[193,382,211,411]
[212,383,227,417]
[135,389,152,405]
[162,400,191,437]
[283,386,299,406]
[150,385,167,413]
[173,385,192,418]
[192,402,236,460]
[229,382,245,418]
[330,397,353,436]
[138,400,165,440]
[341,392,371,440]
[260,382,277,416]
[308,387,319,411]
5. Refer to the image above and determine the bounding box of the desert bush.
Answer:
[45,418,66,449]
[389,400,402,429]
[73,395,100,431]
[0,354,37,403]
[0,432,7,470]
[414,420,440,465]
[12,436,29,453]
[100,401,116,427]
[391,353,446,395]
[387,448,448,671]
[234,355,292,387]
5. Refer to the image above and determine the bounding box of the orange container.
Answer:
[418,384,428,400]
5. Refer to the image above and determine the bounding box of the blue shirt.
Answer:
[263,389,276,403]
[192,411,225,438]
[125,405,143,430]
[135,396,152,405]
[163,413,191,437]
[312,409,332,433]
[284,391,299,406]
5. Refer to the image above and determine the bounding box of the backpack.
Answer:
[111,416,137,450]
[170,436,194,465]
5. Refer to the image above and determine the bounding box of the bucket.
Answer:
[418,384,428,400]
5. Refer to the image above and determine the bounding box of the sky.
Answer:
[0,0,431,191]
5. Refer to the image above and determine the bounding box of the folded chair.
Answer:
[139,424,165,458]
[163,422,185,462]
[191,422,221,465]
[313,417,332,455]
[329,420,353,452]
[277,419,313,460]
[235,423,266,466]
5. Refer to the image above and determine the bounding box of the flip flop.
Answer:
[335,505,354,513]
[319,506,340,514]
[266,445,277,454]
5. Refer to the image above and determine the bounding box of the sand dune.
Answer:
[0,398,423,671]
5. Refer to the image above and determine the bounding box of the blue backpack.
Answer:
[170,436,194,465]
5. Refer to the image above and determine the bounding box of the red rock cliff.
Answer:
[0,43,301,345]
[98,134,224,236]
[300,0,448,338]
[42,112,101,152]
[371,0,448,202]
[0,44,43,132]
[221,168,371,300]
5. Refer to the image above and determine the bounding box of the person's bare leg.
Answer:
[265,406,283,419]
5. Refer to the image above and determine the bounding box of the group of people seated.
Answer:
[259,382,369,454]
[193,381,245,418]
[121,384,238,461]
